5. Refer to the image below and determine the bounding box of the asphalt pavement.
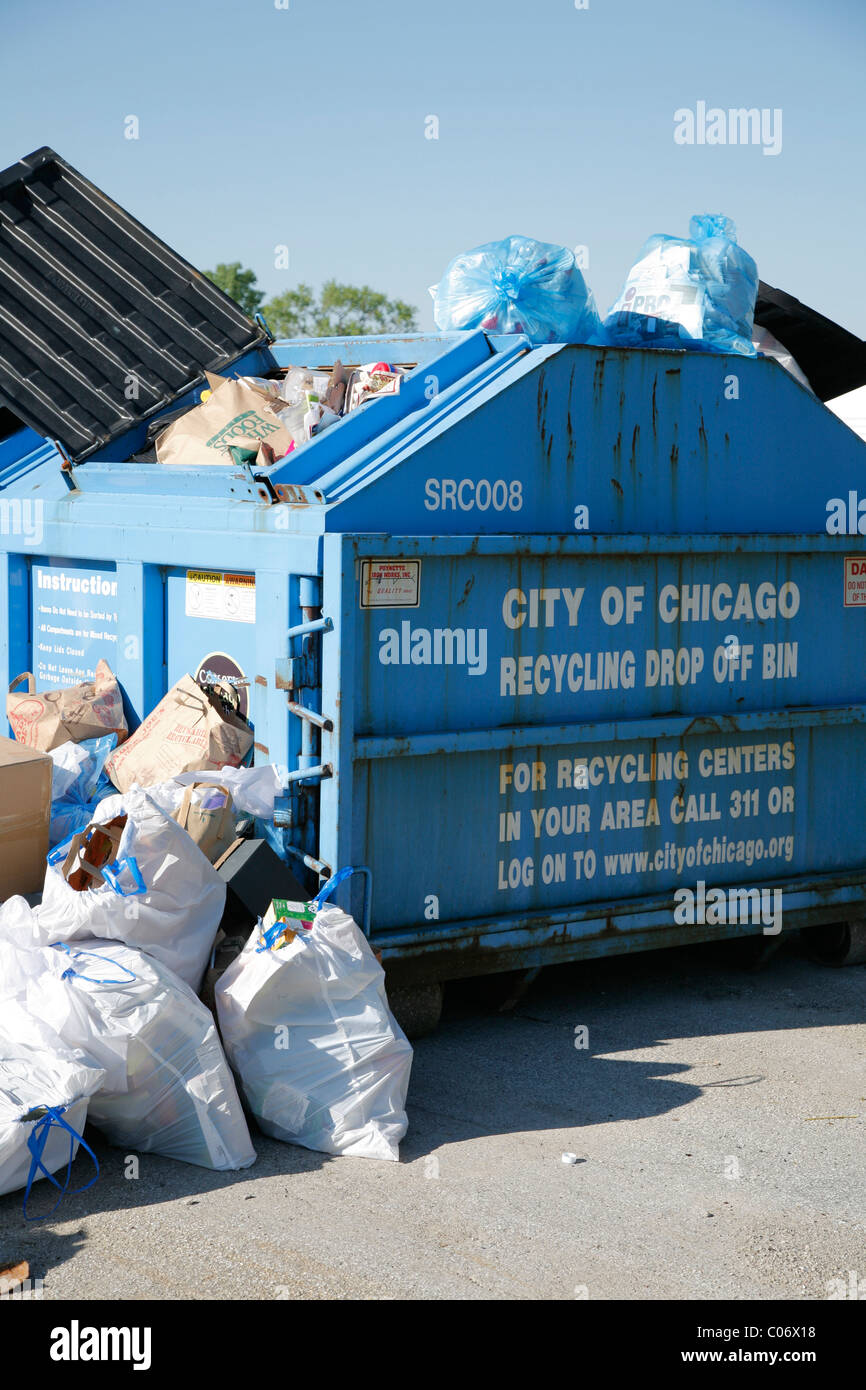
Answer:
[2,935,864,1301]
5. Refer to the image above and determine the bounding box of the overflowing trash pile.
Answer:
[122,213,807,480]
[0,663,412,1219]
[147,359,407,471]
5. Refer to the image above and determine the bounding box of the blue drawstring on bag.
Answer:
[256,865,373,951]
[54,942,137,987]
[100,856,147,897]
[313,865,357,910]
[22,1105,99,1222]
[314,865,373,936]
[256,915,310,953]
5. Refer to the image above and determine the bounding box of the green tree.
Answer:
[261,283,317,337]
[264,279,418,338]
[204,262,265,318]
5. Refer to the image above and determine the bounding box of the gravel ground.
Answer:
[2,936,864,1301]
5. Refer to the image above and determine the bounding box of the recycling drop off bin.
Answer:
[3,148,866,1029]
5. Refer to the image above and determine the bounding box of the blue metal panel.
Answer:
[322,529,866,961]
[0,430,60,489]
[1,551,31,732]
[306,346,866,535]
[165,565,258,691]
[348,541,866,735]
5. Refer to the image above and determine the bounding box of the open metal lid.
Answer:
[754,280,866,402]
[0,147,268,461]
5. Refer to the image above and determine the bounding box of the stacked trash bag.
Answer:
[430,214,809,386]
[0,773,412,1219]
[431,215,760,356]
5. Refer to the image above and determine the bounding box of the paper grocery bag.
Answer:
[7,660,128,752]
[105,675,254,792]
[156,374,293,467]
[173,782,238,864]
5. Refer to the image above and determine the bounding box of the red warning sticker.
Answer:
[844,556,866,608]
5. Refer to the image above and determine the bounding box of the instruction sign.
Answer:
[32,562,120,685]
[186,570,256,624]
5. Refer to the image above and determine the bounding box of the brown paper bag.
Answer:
[173,782,238,864]
[61,817,127,892]
[156,374,293,467]
[105,675,253,792]
[7,660,128,752]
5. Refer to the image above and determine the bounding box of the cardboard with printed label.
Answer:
[156,374,294,468]
[105,674,254,792]
[0,736,52,899]
[261,896,315,948]
[6,659,128,752]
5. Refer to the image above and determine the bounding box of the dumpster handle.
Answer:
[286,701,333,732]
[282,763,332,786]
[284,846,332,879]
[286,615,333,641]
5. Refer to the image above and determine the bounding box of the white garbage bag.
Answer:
[24,938,257,1172]
[0,898,41,955]
[0,999,103,1208]
[751,326,814,393]
[145,763,288,821]
[49,740,94,802]
[26,784,225,993]
[216,880,412,1161]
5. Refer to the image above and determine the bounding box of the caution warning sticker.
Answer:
[844,557,866,608]
[186,570,256,624]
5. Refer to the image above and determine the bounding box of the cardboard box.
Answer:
[0,736,52,901]
[259,897,315,949]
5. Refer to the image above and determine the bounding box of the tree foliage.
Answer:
[203,262,265,317]
[267,280,418,338]
[205,262,418,338]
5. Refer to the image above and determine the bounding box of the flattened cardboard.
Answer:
[0,737,52,900]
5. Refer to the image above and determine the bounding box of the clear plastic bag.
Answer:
[603,214,758,356]
[430,235,600,346]
[48,734,117,848]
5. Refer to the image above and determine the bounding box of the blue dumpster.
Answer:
[3,148,866,997]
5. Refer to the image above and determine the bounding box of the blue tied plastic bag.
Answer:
[603,214,758,356]
[430,234,600,346]
[48,733,117,848]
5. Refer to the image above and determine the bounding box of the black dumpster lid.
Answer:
[754,280,866,402]
[0,147,268,461]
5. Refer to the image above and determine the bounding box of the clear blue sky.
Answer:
[2,0,864,335]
